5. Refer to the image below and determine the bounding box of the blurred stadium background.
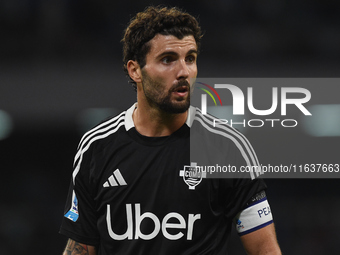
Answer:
[1,1,340,254]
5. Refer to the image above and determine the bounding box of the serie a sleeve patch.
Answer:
[234,198,273,236]
[64,191,79,222]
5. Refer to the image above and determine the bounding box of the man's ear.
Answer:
[127,60,142,83]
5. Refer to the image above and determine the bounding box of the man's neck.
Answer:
[132,102,188,137]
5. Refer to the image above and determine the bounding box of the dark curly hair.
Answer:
[122,6,203,91]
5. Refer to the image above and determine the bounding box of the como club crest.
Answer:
[179,162,206,190]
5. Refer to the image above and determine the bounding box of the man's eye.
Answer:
[186,55,196,63]
[161,57,172,64]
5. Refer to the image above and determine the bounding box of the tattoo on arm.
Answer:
[64,239,90,255]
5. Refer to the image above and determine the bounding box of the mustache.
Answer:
[171,80,190,91]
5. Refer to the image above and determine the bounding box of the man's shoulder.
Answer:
[190,106,256,159]
[78,103,136,148]
[190,107,262,179]
[76,110,128,152]
[190,106,244,139]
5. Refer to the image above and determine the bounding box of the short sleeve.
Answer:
[217,125,267,219]
[59,145,99,245]
[221,178,267,220]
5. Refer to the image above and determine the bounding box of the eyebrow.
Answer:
[187,49,198,55]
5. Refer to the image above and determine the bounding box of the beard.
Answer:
[141,70,191,114]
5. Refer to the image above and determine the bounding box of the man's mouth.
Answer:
[172,86,189,97]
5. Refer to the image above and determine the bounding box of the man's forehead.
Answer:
[148,34,197,53]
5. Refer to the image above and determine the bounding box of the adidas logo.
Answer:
[103,169,127,187]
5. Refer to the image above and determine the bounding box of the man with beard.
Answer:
[60,6,281,255]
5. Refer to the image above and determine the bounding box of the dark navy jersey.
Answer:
[60,104,270,254]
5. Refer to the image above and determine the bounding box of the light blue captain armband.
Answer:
[234,197,273,236]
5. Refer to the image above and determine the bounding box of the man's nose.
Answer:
[176,59,190,80]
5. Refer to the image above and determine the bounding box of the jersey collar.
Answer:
[124,103,196,131]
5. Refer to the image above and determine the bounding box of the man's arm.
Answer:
[63,239,97,255]
[240,223,281,255]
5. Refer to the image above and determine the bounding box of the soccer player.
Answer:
[60,6,282,255]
